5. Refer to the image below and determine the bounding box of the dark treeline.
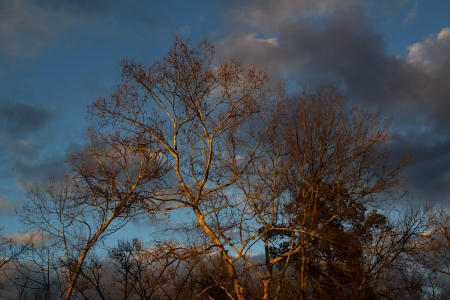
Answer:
[0,39,448,300]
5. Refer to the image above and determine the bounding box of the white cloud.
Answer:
[437,27,450,40]
[219,33,279,56]
[408,27,450,73]
[5,232,49,245]
[217,33,287,81]
[259,36,278,47]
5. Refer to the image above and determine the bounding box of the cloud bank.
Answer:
[218,1,450,203]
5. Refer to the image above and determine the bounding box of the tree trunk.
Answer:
[65,249,88,300]
[193,207,246,300]
[262,279,270,300]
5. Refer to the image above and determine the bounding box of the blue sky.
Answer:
[1,0,449,244]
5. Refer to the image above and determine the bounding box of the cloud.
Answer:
[0,197,16,215]
[5,232,49,245]
[0,100,54,167]
[217,33,286,82]
[220,2,450,127]
[223,0,416,32]
[402,0,418,26]
[220,6,420,107]
[0,0,78,57]
[0,0,179,58]
[0,102,53,137]
[406,27,450,130]
[0,100,64,189]
[218,0,441,110]
[13,152,67,190]
[389,132,450,203]
[408,27,450,73]
[224,0,343,31]
[218,2,450,203]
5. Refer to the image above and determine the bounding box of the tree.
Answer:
[7,37,445,299]
[77,253,109,300]
[414,206,449,276]
[265,90,412,299]
[0,229,29,272]
[23,132,169,299]
[91,38,277,299]
[11,238,68,300]
[108,238,198,300]
[0,230,30,296]
[90,38,411,299]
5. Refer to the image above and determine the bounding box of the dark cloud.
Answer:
[0,0,447,206]
[218,0,445,113]
[390,133,450,203]
[14,152,67,190]
[0,102,53,137]
[218,1,450,204]
[0,100,63,188]
[220,6,424,108]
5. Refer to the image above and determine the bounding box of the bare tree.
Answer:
[2,237,68,300]
[414,206,449,276]
[261,90,412,299]
[89,38,414,299]
[77,253,109,300]
[106,237,211,300]
[91,38,278,299]
[9,36,443,299]
[390,205,450,300]
[23,132,169,299]
[0,229,29,272]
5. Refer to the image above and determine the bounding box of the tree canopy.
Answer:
[1,39,447,300]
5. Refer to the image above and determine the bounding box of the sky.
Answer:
[0,0,449,242]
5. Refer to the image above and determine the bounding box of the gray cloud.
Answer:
[0,197,17,215]
[218,1,450,203]
[224,0,343,31]
[407,28,450,130]
[0,0,79,57]
[14,152,67,191]
[0,100,63,188]
[220,6,424,108]
[0,102,53,137]
[0,0,175,58]
[1,0,447,206]
[222,0,415,32]
[389,132,450,203]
